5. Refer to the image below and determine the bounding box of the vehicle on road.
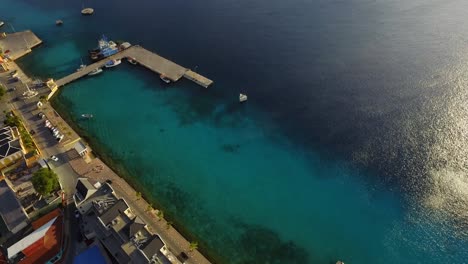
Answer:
[50,155,59,162]
[74,210,80,219]
[7,87,16,92]
[8,77,19,83]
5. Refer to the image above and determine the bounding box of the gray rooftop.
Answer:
[0,181,28,233]
[141,235,165,260]
[98,199,129,226]
[75,178,97,202]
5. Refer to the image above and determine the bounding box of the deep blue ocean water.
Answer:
[3,0,468,263]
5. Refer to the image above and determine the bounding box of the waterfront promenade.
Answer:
[55,45,213,88]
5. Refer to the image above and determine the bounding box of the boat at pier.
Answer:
[127,57,138,65]
[88,68,103,76]
[77,64,86,72]
[0,21,5,27]
[89,35,119,60]
[105,59,121,68]
[159,74,171,84]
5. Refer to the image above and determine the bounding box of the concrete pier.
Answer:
[55,45,213,88]
[0,30,43,60]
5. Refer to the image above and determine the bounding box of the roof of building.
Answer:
[0,180,28,233]
[73,245,109,264]
[98,199,129,226]
[76,178,96,201]
[7,216,56,259]
[123,216,145,238]
[0,126,22,159]
[18,209,63,264]
[141,235,164,260]
[74,141,87,154]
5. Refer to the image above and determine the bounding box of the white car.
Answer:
[50,155,59,162]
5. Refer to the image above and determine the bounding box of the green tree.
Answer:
[0,85,5,99]
[156,210,164,221]
[135,191,142,200]
[146,204,153,212]
[4,113,20,127]
[31,168,59,196]
[166,221,173,230]
[189,241,198,252]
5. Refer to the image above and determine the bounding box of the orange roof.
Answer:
[32,208,61,230]
[19,209,63,264]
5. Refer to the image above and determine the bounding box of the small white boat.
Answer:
[239,93,248,103]
[56,20,63,26]
[127,57,137,65]
[81,114,93,119]
[81,8,94,15]
[0,21,4,27]
[105,59,121,68]
[160,74,171,84]
[77,64,86,72]
[88,68,103,76]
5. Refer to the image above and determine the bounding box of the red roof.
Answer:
[19,208,63,264]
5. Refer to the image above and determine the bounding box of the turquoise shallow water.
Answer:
[4,0,468,263]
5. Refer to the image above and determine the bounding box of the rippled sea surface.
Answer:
[4,0,468,262]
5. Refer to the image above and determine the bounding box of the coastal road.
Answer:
[0,65,81,260]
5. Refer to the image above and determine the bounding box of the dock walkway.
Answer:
[55,45,213,88]
[0,30,42,60]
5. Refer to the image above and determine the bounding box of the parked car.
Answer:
[38,112,45,119]
[7,77,19,83]
[7,87,16,92]
[50,155,59,162]
[74,210,80,219]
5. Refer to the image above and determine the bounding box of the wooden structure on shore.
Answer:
[55,45,213,88]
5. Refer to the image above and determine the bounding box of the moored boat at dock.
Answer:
[88,68,103,76]
[160,74,171,84]
[104,59,121,68]
[77,64,86,72]
[127,57,138,65]
[0,21,5,27]
[89,35,119,61]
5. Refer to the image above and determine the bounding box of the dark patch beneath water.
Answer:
[232,221,309,264]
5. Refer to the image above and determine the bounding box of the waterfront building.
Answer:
[0,126,25,169]
[0,180,28,235]
[73,179,178,264]
[4,208,63,263]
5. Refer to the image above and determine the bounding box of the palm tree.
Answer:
[189,241,198,252]
[156,210,164,221]
[146,204,153,212]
